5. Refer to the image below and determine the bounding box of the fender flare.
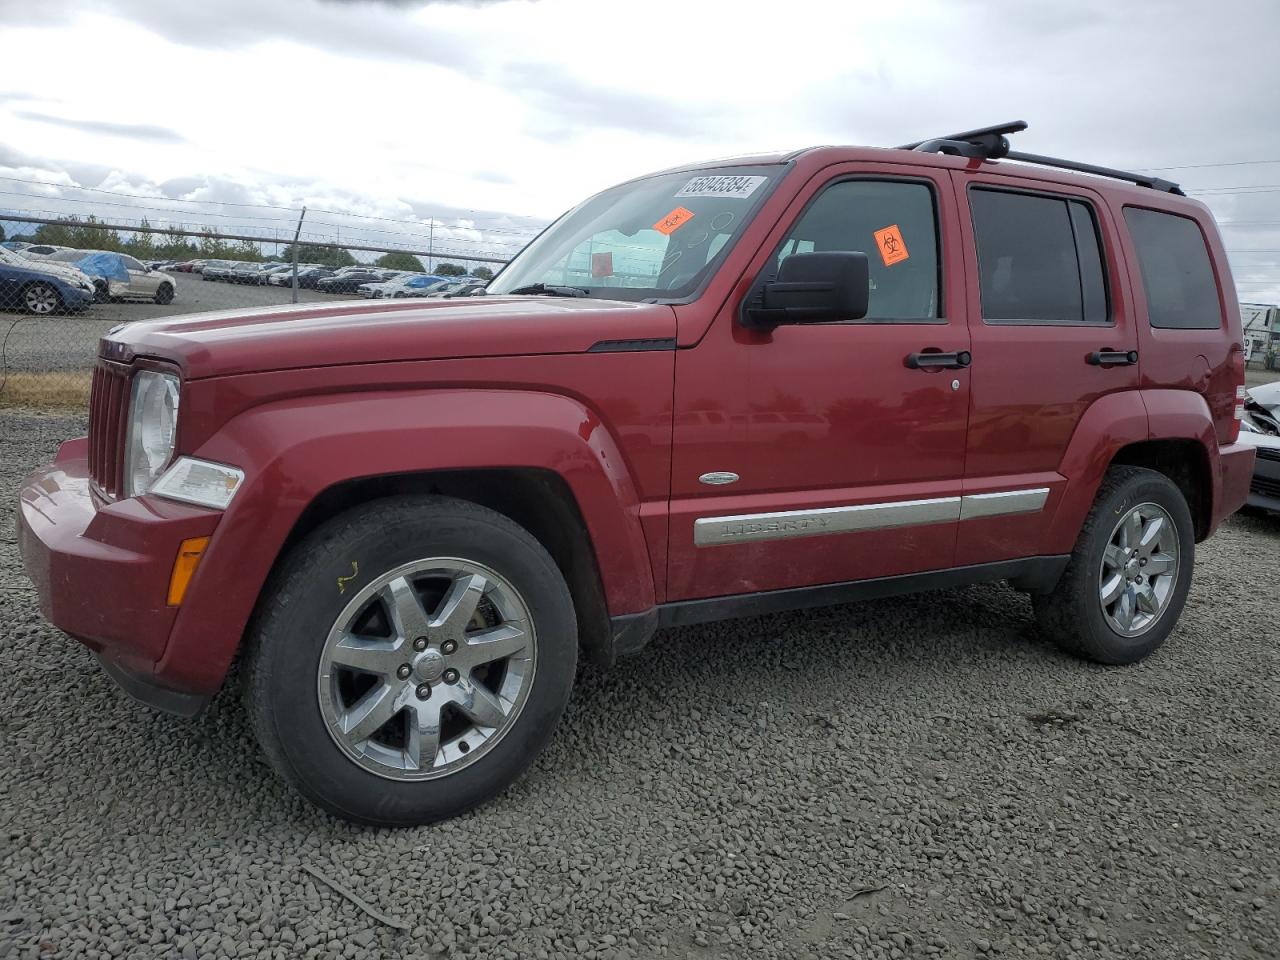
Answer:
[155,388,655,692]
[1045,390,1149,553]
[1046,388,1219,553]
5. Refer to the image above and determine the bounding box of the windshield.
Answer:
[487,164,781,301]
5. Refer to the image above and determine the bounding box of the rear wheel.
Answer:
[22,282,61,315]
[154,283,174,305]
[1033,466,1194,664]
[244,496,578,826]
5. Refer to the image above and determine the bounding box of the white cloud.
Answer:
[0,0,1277,296]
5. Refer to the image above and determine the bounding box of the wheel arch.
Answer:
[154,388,656,692]
[281,467,615,667]
[1048,389,1224,551]
[1109,438,1213,540]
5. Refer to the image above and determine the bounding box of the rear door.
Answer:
[951,171,1140,565]
[1118,204,1237,445]
[666,163,972,601]
[122,255,159,296]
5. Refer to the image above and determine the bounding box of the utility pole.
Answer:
[290,206,307,304]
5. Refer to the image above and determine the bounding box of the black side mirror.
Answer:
[743,251,869,329]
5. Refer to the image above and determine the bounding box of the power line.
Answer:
[1143,159,1280,172]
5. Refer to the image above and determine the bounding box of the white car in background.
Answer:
[358,275,431,298]
[43,249,177,303]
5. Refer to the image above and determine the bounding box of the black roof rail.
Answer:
[897,121,1184,196]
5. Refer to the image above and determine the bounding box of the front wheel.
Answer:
[23,281,61,315]
[154,283,174,305]
[244,495,578,826]
[1033,466,1194,664]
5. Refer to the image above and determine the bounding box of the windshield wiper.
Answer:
[505,283,590,298]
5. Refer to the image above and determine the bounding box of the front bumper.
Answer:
[17,438,221,708]
[1248,447,1280,513]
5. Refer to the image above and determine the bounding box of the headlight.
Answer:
[124,370,180,497]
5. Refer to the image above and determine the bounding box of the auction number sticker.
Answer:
[675,175,767,200]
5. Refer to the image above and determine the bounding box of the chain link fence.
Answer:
[1,191,537,409]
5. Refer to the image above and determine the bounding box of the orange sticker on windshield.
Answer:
[873,224,909,266]
[591,251,614,278]
[653,207,695,235]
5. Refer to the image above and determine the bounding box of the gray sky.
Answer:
[0,0,1277,298]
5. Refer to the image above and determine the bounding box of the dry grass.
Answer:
[0,371,92,410]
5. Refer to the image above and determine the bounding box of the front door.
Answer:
[666,164,972,601]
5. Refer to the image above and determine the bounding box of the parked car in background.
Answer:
[315,269,388,294]
[228,262,281,284]
[1240,384,1280,514]
[359,274,451,298]
[0,246,98,299]
[1,241,33,252]
[281,266,338,289]
[0,254,95,314]
[434,281,488,299]
[201,261,238,281]
[44,249,176,304]
[20,244,71,258]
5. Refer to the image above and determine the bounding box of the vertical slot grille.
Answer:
[88,361,130,498]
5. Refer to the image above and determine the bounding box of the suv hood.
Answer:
[104,296,678,379]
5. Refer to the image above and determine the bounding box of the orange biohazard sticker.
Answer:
[653,206,695,236]
[873,224,909,266]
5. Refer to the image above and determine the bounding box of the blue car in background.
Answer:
[0,256,95,315]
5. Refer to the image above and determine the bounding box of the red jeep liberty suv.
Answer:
[17,123,1254,825]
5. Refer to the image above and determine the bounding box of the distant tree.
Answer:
[126,219,158,259]
[471,266,494,280]
[280,242,357,267]
[0,224,5,242]
[435,262,467,276]
[376,251,424,272]
[34,216,123,252]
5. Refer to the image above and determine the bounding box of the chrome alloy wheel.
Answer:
[1098,502,1179,637]
[24,283,59,315]
[317,558,536,781]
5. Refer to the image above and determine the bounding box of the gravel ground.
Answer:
[2,410,1278,960]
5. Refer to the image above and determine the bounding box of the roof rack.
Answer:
[897,121,1184,196]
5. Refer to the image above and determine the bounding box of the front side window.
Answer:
[487,164,780,301]
[1123,207,1222,330]
[772,179,941,321]
[970,188,1109,324]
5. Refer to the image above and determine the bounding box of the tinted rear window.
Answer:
[1123,207,1222,330]
[969,188,1108,324]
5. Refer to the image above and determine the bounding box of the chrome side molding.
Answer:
[694,487,1051,547]
[695,497,961,546]
[958,487,1050,520]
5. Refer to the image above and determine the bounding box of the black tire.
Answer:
[1032,466,1195,665]
[154,283,174,305]
[244,495,578,826]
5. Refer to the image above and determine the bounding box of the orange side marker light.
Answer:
[167,536,210,606]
